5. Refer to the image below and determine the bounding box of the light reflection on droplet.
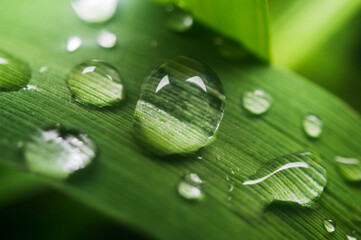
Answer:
[97,30,117,48]
[67,36,82,52]
[323,219,336,233]
[178,173,204,200]
[71,0,119,23]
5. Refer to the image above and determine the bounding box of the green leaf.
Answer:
[0,0,360,239]
[270,0,361,67]
[153,0,271,61]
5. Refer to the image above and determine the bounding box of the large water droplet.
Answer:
[24,128,96,179]
[178,173,204,200]
[323,219,336,233]
[0,50,31,91]
[243,152,327,206]
[67,36,82,52]
[335,156,361,182]
[71,0,118,23]
[242,89,272,115]
[134,56,225,155]
[97,30,117,48]
[66,59,124,107]
[303,114,323,138]
[166,7,193,33]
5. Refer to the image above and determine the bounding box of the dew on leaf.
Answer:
[243,89,272,115]
[166,7,193,33]
[323,219,336,233]
[66,59,124,107]
[71,0,118,23]
[335,156,361,182]
[243,152,327,206]
[303,114,323,138]
[97,30,117,48]
[66,36,82,52]
[24,128,96,179]
[134,56,225,155]
[178,173,204,200]
[0,50,31,91]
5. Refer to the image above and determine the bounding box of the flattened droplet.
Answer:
[243,89,272,115]
[243,152,327,206]
[0,50,31,91]
[178,173,204,200]
[24,128,96,179]
[303,114,323,138]
[134,56,225,155]
[71,0,118,23]
[97,30,117,48]
[335,156,361,182]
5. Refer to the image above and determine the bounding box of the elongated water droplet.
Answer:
[97,30,117,48]
[178,173,204,200]
[67,36,82,52]
[24,128,96,179]
[166,7,193,33]
[347,235,358,240]
[134,56,225,155]
[243,89,272,115]
[22,84,38,91]
[0,50,31,91]
[71,0,118,23]
[66,59,124,107]
[214,37,248,60]
[335,156,361,182]
[39,66,47,73]
[323,219,335,233]
[243,152,327,206]
[303,114,323,138]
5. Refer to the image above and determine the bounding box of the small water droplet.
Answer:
[24,128,96,179]
[228,184,234,192]
[323,219,335,233]
[134,56,225,155]
[22,84,38,91]
[39,66,47,73]
[0,50,31,91]
[335,156,361,182]
[71,0,118,23]
[150,40,158,48]
[67,36,82,52]
[66,59,124,107]
[213,37,248,60]
[243,89,272,115]
[243,152,327,206]
[166,7,193,33]
[165,4,175,12]
[97,30,117,48]
[347,235,358,240]
[178,173,204,200]
[197,156,202,160]
[303,114,323,138]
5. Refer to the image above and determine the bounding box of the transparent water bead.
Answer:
[335,156,361,182]
[97,30,117,48]
[178,173,204,200]
[71,0,119,23]
[303,114,323,138]
[67,36,82,52]
[66,59,124,107]
[166,7,193,33]
[134,56,225,155]
[214,37,248,60]
[0,50,31,91]
[243,152,327,206]
[323,219,335,233]
[39,66,47,73]
[24,128,96,179]
[243,89,272,115]
[347,235,358,240]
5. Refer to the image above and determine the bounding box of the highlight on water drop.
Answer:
[242,89,272,115]
[71,0,119,23]
[177,173,204,201]
[323,219,336,233]
[303,114,323,138]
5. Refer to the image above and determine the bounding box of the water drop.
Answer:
[39,66,47,73]
[242,89,272,115]
[213,37,248,60]
[97,30,117,48]
[71,0,118,23]
[0,50,31,91]
[303,114,323,138]
[335,156,361,182]
[243,152,327,206]
[165,4,175,13]
[228,184,234,192]
[347,235,358,240]
[22,84,38,91]
[197,156,202,160]
[166,7,193,33]
[134,56,225,155]
[323,219,335,233]
[24,128,96,179]
[67,36,82,52]
[178,173,204,200]
[66,59,124,107]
